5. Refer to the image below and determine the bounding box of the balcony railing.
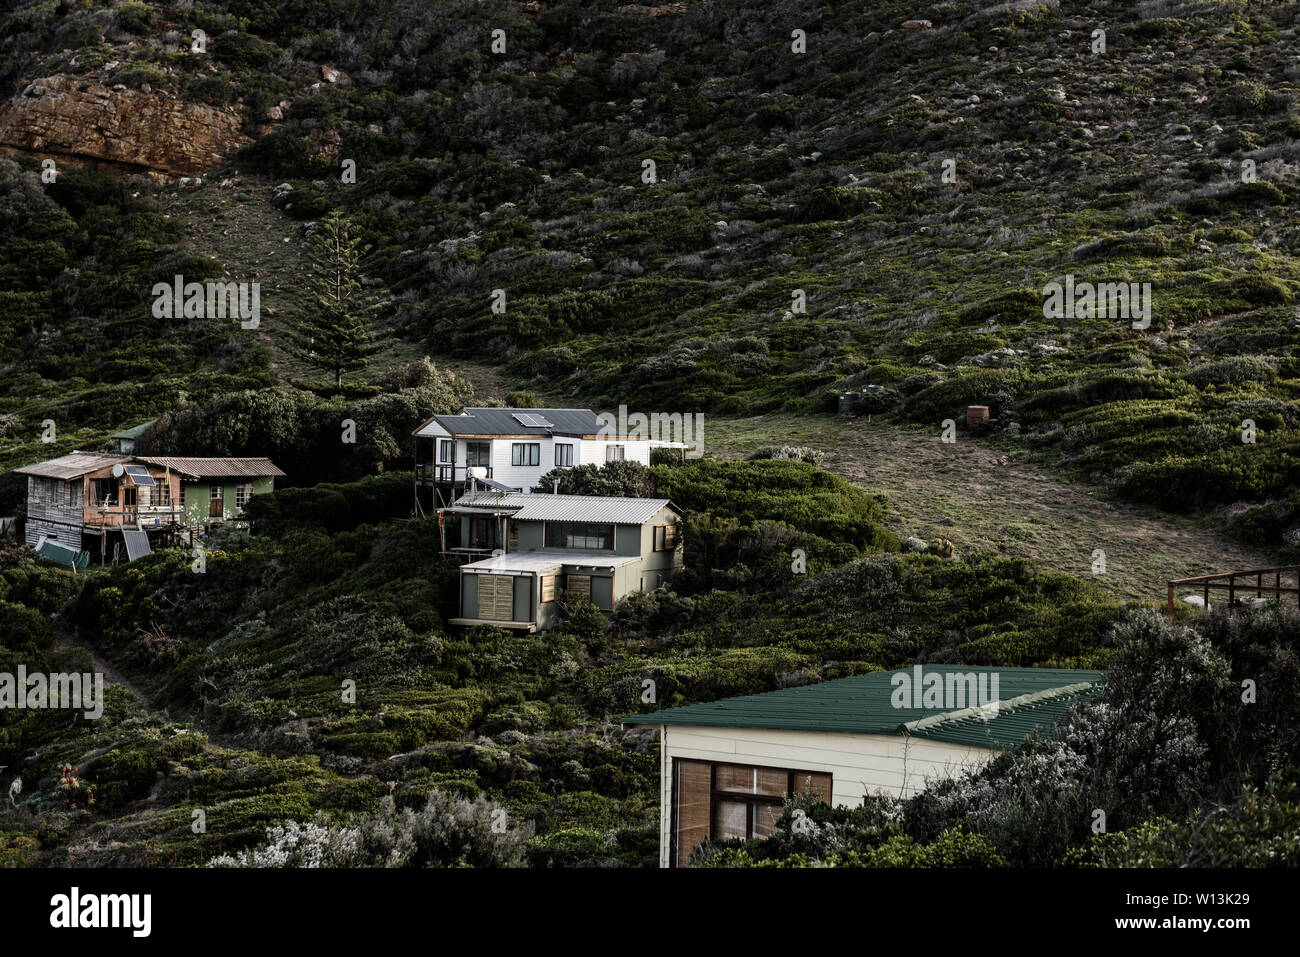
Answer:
[416,464,493,485]
[83,505,182,528]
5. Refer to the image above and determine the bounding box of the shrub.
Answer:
[1185,356,1278,389]
[212,790,533,867]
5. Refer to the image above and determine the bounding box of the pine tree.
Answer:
[289,211,380,390]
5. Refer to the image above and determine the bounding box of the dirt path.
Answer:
[706,414,1278,604]
[53,620,152,708]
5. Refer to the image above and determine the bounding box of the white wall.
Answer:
[426,427,654,490]
[577,437,652,467]
[657,724,997,868]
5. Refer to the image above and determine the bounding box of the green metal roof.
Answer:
[620,666,1105,751]
[110,420,157,440]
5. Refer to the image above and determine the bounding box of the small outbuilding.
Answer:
[621,665,1104,867]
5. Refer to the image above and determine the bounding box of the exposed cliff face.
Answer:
[0,75,251,182]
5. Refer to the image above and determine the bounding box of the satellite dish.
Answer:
[468,467,488,479]
[111,464,125,478]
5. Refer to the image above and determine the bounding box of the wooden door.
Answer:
[121,486,137,525]
[209,485,224,518]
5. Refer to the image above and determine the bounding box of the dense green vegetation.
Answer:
[0,458,1132,866]
[1,0,1298,548]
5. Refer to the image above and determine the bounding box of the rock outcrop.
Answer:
[0,75,251,182]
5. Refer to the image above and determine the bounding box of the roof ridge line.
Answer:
[901,681,1096,733]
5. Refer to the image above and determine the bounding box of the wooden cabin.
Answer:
[15,452,182,563]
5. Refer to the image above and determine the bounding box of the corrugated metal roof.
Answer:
[453,490,677,524]
[135,457,286,479]
[621,667,1105,752]
[414,408,609,438]
[14,453,131,479]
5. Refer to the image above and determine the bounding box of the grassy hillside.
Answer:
[1,0,1298,539]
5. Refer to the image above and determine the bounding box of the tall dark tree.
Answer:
[289,211,380,390]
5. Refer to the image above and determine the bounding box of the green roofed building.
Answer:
[620,665,1104,868]
[109,420,157,454]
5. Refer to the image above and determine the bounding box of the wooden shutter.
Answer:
[790,771,832,803]
[566,574,591,599]
[476,575,515,621]
[674,760,711,868]
[541,575,556,603]
[753,802,783,838]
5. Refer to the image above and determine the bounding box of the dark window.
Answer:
[512,443,540,467]
[439,440,452,462]
[91,478,116,506]
[554,443,574,467]
[465,441,491,466]
[469,516,499,549]
[672,761,833,868]
[605,444,625,462]
[654,524,677,551]
[545,522,614,550]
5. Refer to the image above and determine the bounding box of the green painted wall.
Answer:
[179,475,275,524]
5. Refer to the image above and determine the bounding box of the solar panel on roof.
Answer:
[512,413,553,428]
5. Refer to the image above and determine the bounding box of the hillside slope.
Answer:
[708,413,1282,602]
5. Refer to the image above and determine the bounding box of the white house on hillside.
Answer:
[413,407,655,509]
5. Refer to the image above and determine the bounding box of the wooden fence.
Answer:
[1167,566,1300,617]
